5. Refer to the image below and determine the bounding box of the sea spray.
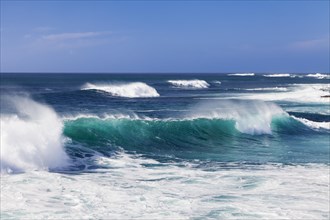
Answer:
[167,80,210,88]
[0,96,69,173]
[81,82,160,98]
[185,100,285,135]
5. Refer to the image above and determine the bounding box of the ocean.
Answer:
[1,73,329,219]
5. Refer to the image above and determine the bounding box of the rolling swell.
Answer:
[63,115,326,161]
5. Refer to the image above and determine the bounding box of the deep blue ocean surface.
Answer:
[1,73,329,219]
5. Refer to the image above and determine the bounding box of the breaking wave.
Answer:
[185,100,286,135]
[306,73,330,79]
[63,113,328,160]
[245,87,288,91]
[263,74,291,77]
[292,116,330,130]
[234,84,330,103]
[228,73,255,76]
[81,82,160,98]
[167,80,210,89]
[1,97,327,174]
[0,96,69,173]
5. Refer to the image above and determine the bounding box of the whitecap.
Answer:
[1,96,69,173]
[263,74,291,77]
[82,82,160,98]
[186,100,286,135]
[167,80,210,89]
[292,116,330,130]
[306,73,330,79]
[228,73,255,76]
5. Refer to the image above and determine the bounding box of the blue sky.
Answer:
[0,1,329,73]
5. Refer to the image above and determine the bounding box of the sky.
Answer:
[0,1,329,73]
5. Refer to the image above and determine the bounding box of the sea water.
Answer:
[1,73,329,219]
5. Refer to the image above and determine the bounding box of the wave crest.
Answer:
[263,74,291,77]
[228,73,255,76]
[306,73,330,79]
[82,82,160,98]
[0,96,69,173]
[292,116,330,130]
[186,100,285,135]
[167,80,210,89]
[245,87,288,91]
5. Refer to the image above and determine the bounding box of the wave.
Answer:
[245,87,288,91]
[292,116,330,130]
[0,96,69,173]
[228,73,255,76]
[167,80,210,89]
[81,82,160,98]
[212,80,222,85]
[63,114,327,159]
[61,112,144,121]
[185,100,285,135]
[263,74,291,78]
[1,97,326,174]
[306,73,330,79]
[230,84,330,103]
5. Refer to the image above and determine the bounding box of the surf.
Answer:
[228,73,255,76]
[81,82,160,98]
[0,96,69,173]
[167,80,210,88]
[263,73,291,77]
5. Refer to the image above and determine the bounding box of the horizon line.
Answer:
[0,72,328,74]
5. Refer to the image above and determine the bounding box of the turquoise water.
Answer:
[1,73,329,219]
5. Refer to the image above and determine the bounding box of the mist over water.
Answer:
[1,96,69,173]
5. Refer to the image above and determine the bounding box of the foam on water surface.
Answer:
[0,96,69,173]
[81,82,160,98]
[1,154,329,219]
[167,80,210,88]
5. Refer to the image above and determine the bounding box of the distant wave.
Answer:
[306,73,330,79]
[263,74,291,78]
[233,84,330,103]
[245,87,288,91]
[167,80,209,89]
[212,80,222,85]
[228,73,255,76]
[1,96,69,173]
[81,82,160,98]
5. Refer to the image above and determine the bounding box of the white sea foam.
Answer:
[228,73,255,76]
[292,116,330,130]
[0,96,69,173]
[235,84,330,103]
[187,100,285,135]
[263,73,291,77]
[245,87,288,91]
[306,73,330,79]
[82,82,160,98]
[1,154,328,219]
[61,112,149,121]
[167,80,210,88]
